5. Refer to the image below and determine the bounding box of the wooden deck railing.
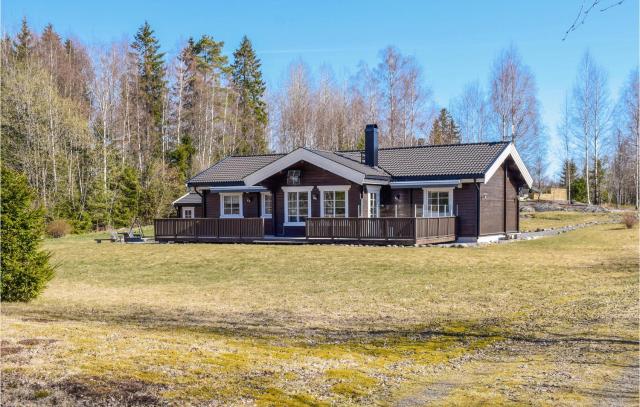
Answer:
[306,216,456,244]
[154,218,264,241]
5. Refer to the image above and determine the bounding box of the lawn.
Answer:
[1,223,638,405]
[519,210,620,232]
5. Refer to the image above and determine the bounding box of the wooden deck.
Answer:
[154,218,264,242]
[154,216,456,245]
[305,217,456,245]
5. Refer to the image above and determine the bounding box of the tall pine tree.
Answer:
[429,108,461,145]
[131,21,167,158]
[231,36,267,154]
[14,17,33,62]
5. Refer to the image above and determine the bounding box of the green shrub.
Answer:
[1,166,55,302]
[45,219,73,238]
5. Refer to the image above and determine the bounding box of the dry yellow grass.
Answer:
[1,223,638,405]
[519,210,619,232]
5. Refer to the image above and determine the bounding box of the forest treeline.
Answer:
[1,19,638,231]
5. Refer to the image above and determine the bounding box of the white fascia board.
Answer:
[243,148,366,186]
[172,193,191,205]
[317,185,351,192]
[281,185,314,192]
[363,178,390,185]
[484,143,533,188]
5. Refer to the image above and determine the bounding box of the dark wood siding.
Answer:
[175,205,203,218]
[454,183,479,237]
[244,192,260,218]
[480,164,505,235]
[506,163,519,232]
[205,193,219,218]
[260,161,362,236]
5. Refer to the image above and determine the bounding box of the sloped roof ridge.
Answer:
[338,140,509,153]
[228,152,286,158]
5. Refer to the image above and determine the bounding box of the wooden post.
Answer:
[384,218,388,241]
[331,218,335,241]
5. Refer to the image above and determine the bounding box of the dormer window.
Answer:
[287,170,301,185]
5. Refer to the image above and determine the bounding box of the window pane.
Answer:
[299,192,308,221]
[324,200,333,217]
[262,194,272,215]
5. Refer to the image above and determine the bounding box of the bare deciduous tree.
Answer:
[571,51,611,204]
[489,45,542,162]
[450,81,491,143]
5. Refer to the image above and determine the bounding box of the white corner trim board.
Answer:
[484,143,533,188]
[172,192,191,205]
[243,148,366,186]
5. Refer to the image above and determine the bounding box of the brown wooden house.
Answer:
[155,125,533,245]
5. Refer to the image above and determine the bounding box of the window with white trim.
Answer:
[286,191,309,224]
[261,192,272,218]
[182,207,194,219]
[368,192,379,217]
[322,191,346,217]
[365,185,381,218]
[220,193,243,218]
[319,186,350,218]
[423,189,453,217]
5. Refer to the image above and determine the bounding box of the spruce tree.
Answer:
[131,21,167,155]
[1,166,54,302]
[111,167,142,227]
[14,17,32,62]
[429,108,460,145]
[169,136,196,182]
[231,36,267,154]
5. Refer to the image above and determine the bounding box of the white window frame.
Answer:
[182,206,195,219]
[282,186,313,226]
[260,192,272,219]
[318,185,350,218]
[422,188,454,218]
[219,193,243,218]
[365,185,381,218]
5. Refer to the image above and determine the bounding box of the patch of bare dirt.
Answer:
[17,338,57,346]
[1,346,24,356]
[56,376,167,406]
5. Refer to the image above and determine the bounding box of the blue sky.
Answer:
[3,0,638,175]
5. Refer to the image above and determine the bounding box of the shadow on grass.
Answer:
[6,303,639,347]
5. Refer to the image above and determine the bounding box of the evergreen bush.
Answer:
[1,166,55,302]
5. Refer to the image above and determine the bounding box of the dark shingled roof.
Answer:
[186,142,510,185]
[173,192,202,205]
[337,142,509,179]
[309,149,389,178]
[188,154,284,185]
